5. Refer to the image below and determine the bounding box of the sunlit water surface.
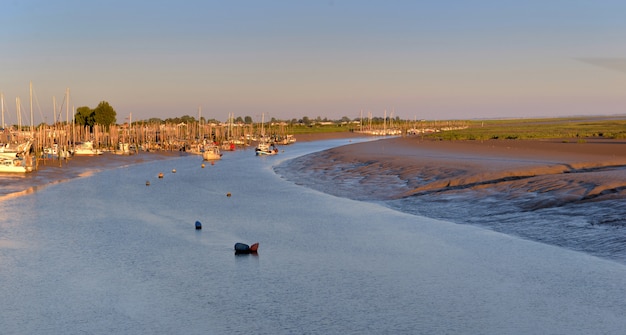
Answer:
[2,138,626,334]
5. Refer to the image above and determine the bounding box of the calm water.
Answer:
[2,139,626,334]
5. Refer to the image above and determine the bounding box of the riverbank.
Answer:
[276,136,626,262]
[293,136,626,202]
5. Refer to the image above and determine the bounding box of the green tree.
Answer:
[93,101,117,127]
[244,116,253,124]
[178,115,196,124]
[75,106,94,127]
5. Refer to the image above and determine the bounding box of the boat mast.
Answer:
[383,109,387,135]
[16,97,21,133]
[198,105,202,141]
[65,88,69,124]
[29,81,34,133]
[1,92,5,129]
[360,109,363,132]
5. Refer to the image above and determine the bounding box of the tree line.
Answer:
[72,101,402,129]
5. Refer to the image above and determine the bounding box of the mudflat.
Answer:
[296,136,626,206]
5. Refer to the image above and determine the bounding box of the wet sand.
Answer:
[293,136,626,206]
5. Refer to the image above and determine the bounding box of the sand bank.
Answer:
[295,136,626,207]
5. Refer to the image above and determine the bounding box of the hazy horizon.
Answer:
[2,1,625,125]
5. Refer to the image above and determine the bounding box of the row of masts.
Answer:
[3,114,470,151]
[1,84,72,131]
[2,119,296,155]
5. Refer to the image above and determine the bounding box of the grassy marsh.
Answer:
[426,116,626,141]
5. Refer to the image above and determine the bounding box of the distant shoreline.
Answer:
[5,132,626,204]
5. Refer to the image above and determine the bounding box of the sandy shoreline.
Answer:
[285,134,626,207]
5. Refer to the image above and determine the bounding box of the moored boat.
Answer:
[202,145,222,160]
[42,144,72,159]
[277,134,297,145]
[255,141,278,156]
[0,140,33,156]
[0,156,33,173]
[115,142,132,155]
[72,141,103,156]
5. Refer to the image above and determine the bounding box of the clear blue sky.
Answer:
[1,0,625,124]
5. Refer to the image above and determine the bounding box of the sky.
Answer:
[1,0,626,125]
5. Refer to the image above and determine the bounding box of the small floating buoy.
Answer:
[226,192,231,197]
[234,242,259,254]
[158,172,164,178]
[195,221,202,230]
[172,169,176,173]
[211,161,215,166]
[146,181,150,186]
[201,163,205,168]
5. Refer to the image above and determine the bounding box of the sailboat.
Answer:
[0,155,33,173]
[255,113,278,156]
[0,140,34,173]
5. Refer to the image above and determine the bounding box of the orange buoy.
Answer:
[226,192,231,197]
[172,169,176,173]
[158,172,164,178]
[211,161,215,166]
[146,181,150,186]
[201,163,205,168]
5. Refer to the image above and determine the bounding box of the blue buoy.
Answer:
[234,242,259,254]
[234,242,249,252]
[195,221,202,230]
